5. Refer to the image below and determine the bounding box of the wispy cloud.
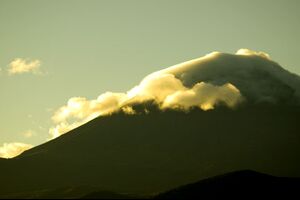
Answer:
[0,142,33,159]
[7,58,41,75]
[21,130,36,138]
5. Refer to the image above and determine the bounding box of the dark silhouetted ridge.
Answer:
[155,170,300,199]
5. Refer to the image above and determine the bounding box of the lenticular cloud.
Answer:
[49,49,300,139]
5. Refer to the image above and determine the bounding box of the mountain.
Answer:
[154,170,300,199]
[1,106,300,198]
[0,50,300,198]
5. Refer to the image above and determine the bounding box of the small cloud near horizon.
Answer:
[7,58,41,75]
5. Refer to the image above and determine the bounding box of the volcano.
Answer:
[0,49,300,198]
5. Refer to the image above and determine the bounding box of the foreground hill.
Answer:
[155,170,300,199]
[0,105,299,198]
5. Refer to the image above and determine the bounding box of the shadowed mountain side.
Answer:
[0,159,6,167]
[0,106,300,197]
[81,190,137,199]
[154,170,300,199]
[0,186,129,199]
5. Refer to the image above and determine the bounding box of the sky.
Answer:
[0,0,300,150]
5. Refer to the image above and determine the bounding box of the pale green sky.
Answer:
[0,0,299,146]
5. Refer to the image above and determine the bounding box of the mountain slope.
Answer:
[0,106,300,197]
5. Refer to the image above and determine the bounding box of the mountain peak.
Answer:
[155,49,300,105]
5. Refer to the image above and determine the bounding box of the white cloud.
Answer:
[131,73,187,102]
[0,143,33,159]
[121,106,136,115]
[48,49,300,139]
[236,48,270,59]
[21,130,35,138]
[162,82,243,110]
[49,93,127,139]
[51,93,127,124]
[49,70,243,139]
[49,121,86,140]
[8,58,41,75]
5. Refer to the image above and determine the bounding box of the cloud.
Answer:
[52,93,127,123]
[49,93,127,139]
[49,121,86,140]
[162,82,243,110]
[122,73,188,108]
[236,48,271,59]
[49,49,300,139]
[21,130,36,138]
[8,58,41,75]
[0,143,33,159]
[49,71,243,140]
[161,49,300,104]
[126,73,243,111]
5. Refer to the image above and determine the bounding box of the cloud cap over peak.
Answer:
[160,49,300,104]
[49,49,300,139]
